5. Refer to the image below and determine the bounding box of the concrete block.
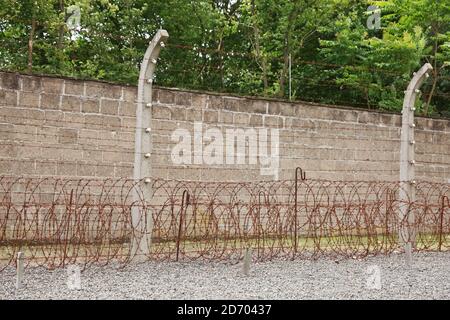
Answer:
[19,91,40,108]
[158,90,175,104]
[171,107,186,121]
[0,89,18,106]
[41,93,60,110]
[119,101,135,117]
[175,92,192,106]
[42,78,63,94]
[61,96,81,112]
[264,115,283,128]
[234,113,249,125]
[64,80,85,96]
[204,110,218,123]
[21,76,42,92]
[58,128,78,144]
[82,99,100,113]
[100,99,119,115]
[153,105,171,120]
[1,73,20,90]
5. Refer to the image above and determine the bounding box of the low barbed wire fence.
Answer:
[0,174,449,271]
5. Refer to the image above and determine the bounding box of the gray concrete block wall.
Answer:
[150,87,450,183]
[1,71,449,183]
[0,72,135,179]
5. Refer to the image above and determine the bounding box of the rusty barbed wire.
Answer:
[0,175,449,271]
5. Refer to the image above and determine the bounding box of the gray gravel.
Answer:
[1,252,449,300]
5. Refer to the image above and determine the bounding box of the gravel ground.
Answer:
[1,252,449,300]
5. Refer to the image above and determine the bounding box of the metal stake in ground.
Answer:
[15,252,24,290]
[242,247,253,276]
[399,63,432,266]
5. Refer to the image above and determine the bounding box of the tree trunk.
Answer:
[424,70,438,116]
[250,0,268,92]
[217,31,224,90]
[365,87,371,109]
[424,37,439,116]
[57,0,65,49]
[277,4,300,98]
[278,43,290,97]
[27,17,36,73]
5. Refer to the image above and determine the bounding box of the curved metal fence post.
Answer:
[399,63,432,264]
[131,29,169,262]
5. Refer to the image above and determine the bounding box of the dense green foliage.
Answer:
[1,0,449,116]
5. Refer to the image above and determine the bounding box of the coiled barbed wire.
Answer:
[0,175,448,270]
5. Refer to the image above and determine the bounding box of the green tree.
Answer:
[318,2,426,111]
[0,0,448,117]
[371,0,450,115]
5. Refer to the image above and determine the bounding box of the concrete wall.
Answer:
[1,71,449,183]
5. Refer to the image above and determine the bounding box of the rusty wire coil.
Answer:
[0,175,449,270]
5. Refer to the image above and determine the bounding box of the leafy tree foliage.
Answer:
[0,0,448,116]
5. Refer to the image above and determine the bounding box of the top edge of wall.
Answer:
[1,69,449,123]
[0,69,136,87]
